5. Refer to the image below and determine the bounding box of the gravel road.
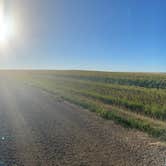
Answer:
[0,79,165,166]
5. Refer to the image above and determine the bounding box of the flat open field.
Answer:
[0,70,166,165]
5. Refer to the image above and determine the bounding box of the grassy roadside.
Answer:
[24,76,166,120]
[7,70,166,141]
[22,77,166,141]
[62,93,166,139]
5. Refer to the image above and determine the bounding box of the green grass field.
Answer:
[9,70,166,141]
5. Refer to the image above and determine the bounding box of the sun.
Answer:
[0,0,14,46]
[0,22,11,44]
[0,17,13,44]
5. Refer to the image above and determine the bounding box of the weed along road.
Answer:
[0,79,165,166]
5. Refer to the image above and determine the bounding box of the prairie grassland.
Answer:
[9,70,166,141]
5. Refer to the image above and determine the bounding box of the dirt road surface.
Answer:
[0,78,165,166]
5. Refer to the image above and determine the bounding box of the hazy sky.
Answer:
[0,0,166,72]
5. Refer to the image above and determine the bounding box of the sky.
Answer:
[0,0,166,72]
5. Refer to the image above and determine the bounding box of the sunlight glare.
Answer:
[0,1,14,46]
[0,19,12,43]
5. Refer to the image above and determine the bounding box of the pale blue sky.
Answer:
[1,0,166,72]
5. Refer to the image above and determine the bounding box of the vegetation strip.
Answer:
[9,70,166,141]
